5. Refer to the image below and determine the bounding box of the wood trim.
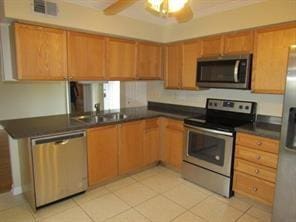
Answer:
[0,130,12,193]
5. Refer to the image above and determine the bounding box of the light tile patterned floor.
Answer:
[0,166,272,222]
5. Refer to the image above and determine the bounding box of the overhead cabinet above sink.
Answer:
[3,22,163,81]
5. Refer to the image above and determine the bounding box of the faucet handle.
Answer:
[94,103,100,112]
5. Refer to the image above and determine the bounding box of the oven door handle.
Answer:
[234,60,240,83]
[184,124,234,137]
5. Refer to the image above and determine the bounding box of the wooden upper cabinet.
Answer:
[87,125,119,186]
[119,120,145,175]
[106,38,137,80]
[252,24,296,94]
[67,31,105,80]
[14,23,67,80]
[165,43,183,89]
[201,35,223,57]
[223,31,254,55]
[136,42,162,79]
[182,40,201,89]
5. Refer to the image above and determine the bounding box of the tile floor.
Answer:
[0,166,272,222]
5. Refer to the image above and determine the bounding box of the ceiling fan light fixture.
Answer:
[146,0,188,16]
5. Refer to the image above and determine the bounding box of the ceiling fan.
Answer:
[103,0,194,23]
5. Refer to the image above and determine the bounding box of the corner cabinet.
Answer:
[106,38,137,80]
[143,118,161,165]
[87,125,119,186]
[67,31,105,80]
[14,23,67,80]
[136,42,162,80]
[252,24,296,94]
[162,118,184,170]
[118,120,145,175]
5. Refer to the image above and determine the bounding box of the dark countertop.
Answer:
[0,106,196,139]
[236,122,281,140]
[0,101,282,141]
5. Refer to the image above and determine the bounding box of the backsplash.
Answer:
[147,81,284,117]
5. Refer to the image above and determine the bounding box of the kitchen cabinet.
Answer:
[233,132,279,205]
[162,118,184,170]
[164,43,183,89]
[119,120,145,174]
[87,125,119,186]
[67,31,105,80]
[137,42,162,79]
[201,35,223,57]
[106,38,137,80]
[143,118,160,166]
[14,23,67,80]
[182,40,202,89]
[252,24,296,94]
[223,30,254,55]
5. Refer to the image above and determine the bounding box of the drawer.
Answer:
[234,159,277,183]
[236,133,279,154]
[233,171,275,205]
[236,145,278,168]
[145,118,159,130]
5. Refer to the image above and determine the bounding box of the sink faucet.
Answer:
[94,103,100,114]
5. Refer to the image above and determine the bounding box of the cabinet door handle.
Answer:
[256,155,261,160]
[256,141,262,146]
[255,169,260,174]
[252,187,258,192]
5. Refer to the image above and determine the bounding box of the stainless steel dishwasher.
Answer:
[31,131,87,208]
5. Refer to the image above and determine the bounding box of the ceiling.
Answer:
[62,0,266,25]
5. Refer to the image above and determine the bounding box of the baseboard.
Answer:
[11,186,22,195]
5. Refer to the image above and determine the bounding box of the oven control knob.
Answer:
[239,105,243,109]
[214,103,217,106]
[245,106,249,110]
[215,155,220,160]
[209,102,212,106]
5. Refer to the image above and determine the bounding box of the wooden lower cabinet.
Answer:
[119,120,145,175]
[87,125,119,186]
[233,132,279,205]
[162,118,184,170]
[143,118,160,165]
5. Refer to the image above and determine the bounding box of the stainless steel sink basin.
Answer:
[72,112,128,124]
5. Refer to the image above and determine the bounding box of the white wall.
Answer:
[147,81,284,117]
[0,81,67,121]
[120,81,147,108]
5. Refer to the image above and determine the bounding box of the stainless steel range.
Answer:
[182,99,257,197]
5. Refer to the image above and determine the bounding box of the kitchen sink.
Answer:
[72,112,128,124]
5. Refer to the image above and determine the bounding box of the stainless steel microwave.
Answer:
[196,54,252,89]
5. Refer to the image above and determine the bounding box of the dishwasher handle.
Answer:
[32,131,85,146]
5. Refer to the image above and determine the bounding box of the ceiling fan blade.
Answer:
[103,0,137,15]
[174,5,193,23]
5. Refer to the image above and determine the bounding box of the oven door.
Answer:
[184,125,234,177]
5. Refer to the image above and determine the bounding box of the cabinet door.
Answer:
[106,38,136,80]
[201,35,223,57]
[182,40,201,89]
[223,30,254,55]
[143,118,160,166]
[164,43,183,89]
[137,42,162,79]
[119,120,145,174]
[14,23,67,80]
[252,25,296,94]
[67,31,105,80]
[163,119,184,170]
[87,125,118,186]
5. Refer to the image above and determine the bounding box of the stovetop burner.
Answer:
[184,98,257,132]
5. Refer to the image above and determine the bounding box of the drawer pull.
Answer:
[256,155,261,160]
[255,169,260,174]
[256,141,262,146]
[252,187,258,192]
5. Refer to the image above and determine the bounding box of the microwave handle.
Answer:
[234,60,240,83]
